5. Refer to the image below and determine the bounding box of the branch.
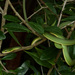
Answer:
[61,21,75,29]
[39,0,58,18]
[0,38,46,57]
[67,22,75,39]
[1,0,9,32]
[47,50,61,75]
[0,0,9,51]
[0,61,16,74]
[57,0,68,27]
[27,7,47,20]
[0,7,4,14]
[8,0,40,37]
[54,66,61,75]
[37,0,42,7]
[47,67,53,75]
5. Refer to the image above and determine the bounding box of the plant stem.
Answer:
[37,0,42,7]
[54,66,61,75]
[67,22,75,39]
[0,61,15,74]
[41,66,44,75]
[0,7,4,14]
[0,38,46,57]
[8,0,40,37]
[0,0,9,51]
[23,0,28,22]
[27,7,47,20]
[57,0,68,27]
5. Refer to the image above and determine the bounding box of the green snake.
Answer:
[2,32,75,66]
[43,33,75,66]
[31,33,75,66]
[2,47,21,53]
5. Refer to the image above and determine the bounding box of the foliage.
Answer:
[0,0,75,75]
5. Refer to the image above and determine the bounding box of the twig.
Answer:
[48,40,50,47]
[65,28,69,34]
[39,0,58,18]
[0,61,9,73]
[67,22,75,39]
[0,0,9,51]
[54,66,61,75]
[0,7,4,14]
[0,61,15,74]
[4,31,8,34]
[63,0,75,2]
[47,66,53,75]
[45,11,47,24]
[1,0,9,32]
[61,21,75,29]
[47,48,62,75]
[8,0,40,37]
[41,66,44,75]
[18,0,22,7]
[0,38,46,57]
[57,0,68,27]
[20,7,47,24]
[37,0,42,7]
[72,69,75,72]
[27,7,47,20]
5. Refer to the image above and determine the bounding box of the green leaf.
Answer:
[4,15,21,22]
[44,26,63,35]
[63,9,75,16]
[44,1,57,15]
[3,23,30,32]
[2,53,16,60]
[15,61,29,75]
[36,17,44,25]
[26,60,41,75]
[59,21,72,29]
[60,71,75,75]
[62,16,75,21]
[0,31,6,40]
[8,30,21,46]
[51,69,58,75]
[58,65,71,72]
[40,47,58,60]
[35,47,43,57]
[48,58,55,65]
[25,51,51,68]
[29,22,44,34]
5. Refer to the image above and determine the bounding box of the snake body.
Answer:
[2,47,21,53]
[43,33,75,66]
[2,32,75,66]
[43,33,75,45]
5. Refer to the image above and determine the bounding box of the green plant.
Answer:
[0,0,75,75]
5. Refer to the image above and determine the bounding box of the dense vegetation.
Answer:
[0,0,75,75]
